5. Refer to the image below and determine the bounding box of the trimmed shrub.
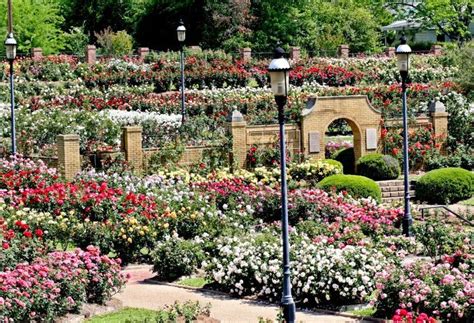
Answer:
[415,168,474,204]
[318,174,382,202]
[356,153,400,180]
[334,147,355,174]
[151,237,204,281]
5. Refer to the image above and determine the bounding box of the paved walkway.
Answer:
[116,266,370,323]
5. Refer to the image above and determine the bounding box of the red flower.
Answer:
[23,231,33,238]
[35,229,44,238]
[2,242,9,250]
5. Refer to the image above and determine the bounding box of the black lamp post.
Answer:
[268,46,296,323]
[5,32,17,155]
[177,20,186,124]
[396,35,412,237]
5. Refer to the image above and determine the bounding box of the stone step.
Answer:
[378,180,417,187]
[380,185,415,192]
[382,190,415,198]
[382,189,415,197]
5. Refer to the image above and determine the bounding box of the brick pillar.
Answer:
[57,134,81,180]
[240,48,251,62]
[122,126,143,174]
[31,48,42,60]
[385,47,395,57]
[337,45,349,58]
[429,101,449,152]
[290,47,300,61]
[226,110,247,168]
[85,45,96,64]
[431,45,442,55]
[138,47,149,62]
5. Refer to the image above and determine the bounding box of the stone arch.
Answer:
[301,96,381,161]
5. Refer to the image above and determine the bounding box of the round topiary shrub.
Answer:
[318,174,382,202]
[356,153,400,181]
[415,167,474,204]
[334,147,355,174]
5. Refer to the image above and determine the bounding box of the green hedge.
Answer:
[334,147,355,174]
[415,168,474,204]
[318,174,382,202]
[356,153,400,181]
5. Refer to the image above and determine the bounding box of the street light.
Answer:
[396,35,412,237]
[5,32,17,155]
[268,46,296,323]
[177,19,186,124]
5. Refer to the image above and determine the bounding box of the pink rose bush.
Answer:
[373,254,473,322]
[0,246,126,322]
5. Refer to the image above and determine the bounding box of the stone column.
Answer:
[290,47,300,61]
[122,126,143,174]
[31,48,43,60]
[138,47,150,62]
[226,110,247,168]
[385,47,395,57]
[240,48,251,62]
[57,134,81,180]
[85,45,96,64]
[337,45,349,58]
[429,101,449,152]
[431,45,442,55]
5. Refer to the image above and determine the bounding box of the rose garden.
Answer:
[0,43,472,322]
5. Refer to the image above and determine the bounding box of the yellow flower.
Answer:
[163,223,169,229]
[139,231,145,236]
[127,237,133,243]
[122,234,127,239]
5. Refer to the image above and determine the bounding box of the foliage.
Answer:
[334,147,355,174]
[0,0,65,54]
[95,28,134,57]
[151,236,205,281]
[374,255,473,322]
[0,246,126,322]
[415,167,474,204]
[356,153,400,181]
[318,174,382,202]
[288,159,343,186]
[204,233,392,305]
[425,147,474,171]
[387,0,473,43]
[63,26,90,55]
[146,141,185,173]
[413,219,470,260]
[87,301,210,323]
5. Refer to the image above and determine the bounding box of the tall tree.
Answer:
[0,0,65,54]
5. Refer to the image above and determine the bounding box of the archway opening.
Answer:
[324,118,361,174]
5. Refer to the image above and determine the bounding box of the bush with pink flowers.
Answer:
[373,254,473,322]
[0,246,127,322]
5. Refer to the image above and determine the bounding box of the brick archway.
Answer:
[301,96,381,161]
[323,116,362,161]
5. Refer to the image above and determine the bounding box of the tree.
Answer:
[58,0,140,38]
[386,0,473,43]
[0,0,65,54]
[202,0,255,51]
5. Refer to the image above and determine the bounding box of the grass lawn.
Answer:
[87,307,160,323]
[177,276,208,288]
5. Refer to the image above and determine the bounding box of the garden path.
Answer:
[117,265,372,323]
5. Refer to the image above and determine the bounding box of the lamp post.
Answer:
[268,46,296,323]
[177,20,186,124]
[396,35,412,237]
[5,32,17,155]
